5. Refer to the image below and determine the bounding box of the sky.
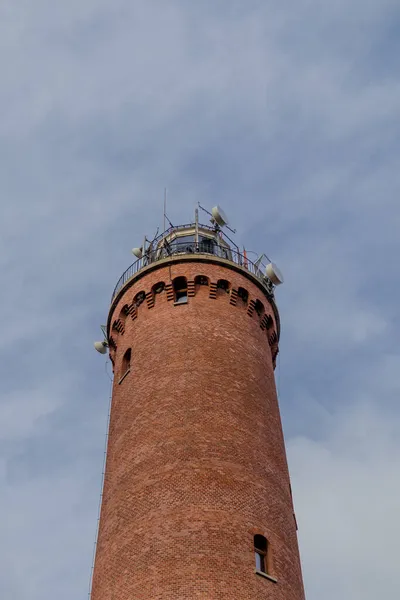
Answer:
[1,1,400,598]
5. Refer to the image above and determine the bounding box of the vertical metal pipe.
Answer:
[164,188,167,234]
[195,208,199,249]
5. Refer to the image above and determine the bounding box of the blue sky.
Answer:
[1,1,400,598]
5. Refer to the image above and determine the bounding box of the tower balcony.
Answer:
[111,222,276,304]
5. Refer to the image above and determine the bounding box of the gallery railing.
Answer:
[111,239,274,302]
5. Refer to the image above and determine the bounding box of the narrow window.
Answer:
[254,299,265,317]
[134,291,146,307]
[254,535,268,574]
[173,276,188,304]
[118,305,129,329]
[121,348,131,379]
[237,287,249,305]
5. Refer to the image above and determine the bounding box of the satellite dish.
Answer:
[132,247,143,259]
[94,341,108,354]
[266,263,284,285]
[211,205,229,227]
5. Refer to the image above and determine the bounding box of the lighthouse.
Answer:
[91,205,305,600]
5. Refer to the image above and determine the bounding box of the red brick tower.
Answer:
[91,206,305,600]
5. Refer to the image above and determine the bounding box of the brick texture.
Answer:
[91,259,305,600]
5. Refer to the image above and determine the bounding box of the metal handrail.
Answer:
[111,240,274,302]
[150,222,221,247]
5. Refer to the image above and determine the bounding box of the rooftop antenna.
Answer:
[163,188,166,233]
[149,227,160,245]
[94,325,108,354]
[131,236,147,259]
[254,253,271,269]
[132,246,143,259]
[195,206,199,245]
[164,211,174,228]
[198,203,236,234]
[163,188,174,229]
[265,262,284,285]
[132,228,159,261]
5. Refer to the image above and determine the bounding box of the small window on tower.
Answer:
[195,275,209,286]
[254,299,265,317]
[153,281,165,294]
[254,534,268,574]
[119,348,131,384]
[134,291,146,307]
[173,276,188,305]
[237,287,249,305]
[217,279,230,293]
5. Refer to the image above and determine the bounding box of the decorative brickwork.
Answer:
[127,302,137,321]
[111,318,124,335]
[165,282,174,302]
[145,291,154,310]
[91,260,304,600]
[268,331,278,347]
[187,279,196,297]
[261,314,273,330]
[108,273,279,363]
[247,298,257,317]
[209,281,218,299]
[230,287,238,306]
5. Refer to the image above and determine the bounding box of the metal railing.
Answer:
[111,239,274,302]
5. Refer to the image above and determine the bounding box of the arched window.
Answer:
[118,304,130,326]
[254,535,269,574]
[265,315,273,329]
[173,276,188,304]
[237,287,249,305]
[254,299,265,317]
[217,279,230,294]
[153,281,165,295]
[119,348,131,383]
[195,275,209,287]
[112,319,124,335]
[134,291,146,307]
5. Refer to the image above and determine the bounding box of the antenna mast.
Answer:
[164,188,167,233]
[197,202,236,234]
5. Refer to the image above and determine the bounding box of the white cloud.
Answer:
[289,400,400,599]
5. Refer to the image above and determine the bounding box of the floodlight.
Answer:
[94,341,108,354]
[132,247,143,259]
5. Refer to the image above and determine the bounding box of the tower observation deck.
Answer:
[91,205,305,600]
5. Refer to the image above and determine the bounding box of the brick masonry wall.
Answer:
[90,260,305,600]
